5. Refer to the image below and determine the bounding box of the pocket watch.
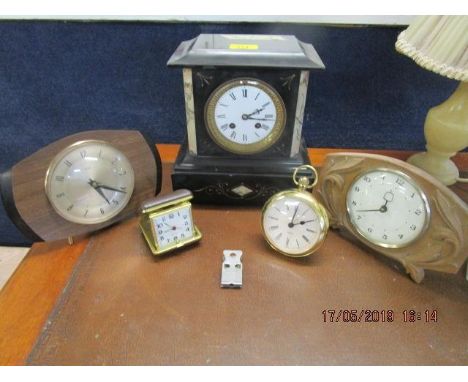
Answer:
[139,189,202,255]
[261,165,329,257]
[204,78,287,155]
[45,140,135,224]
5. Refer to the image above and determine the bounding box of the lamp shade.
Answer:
[395,16,468,82]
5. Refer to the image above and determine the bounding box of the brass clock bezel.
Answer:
[140,200,202,256]
[261,189,329,258]
[44,140,135,225]
[204,78,287,155]
[345,168,431,249]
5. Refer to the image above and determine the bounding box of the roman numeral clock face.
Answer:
[262,190,328,257]
[45,141,135,224]
[204,78,286,155]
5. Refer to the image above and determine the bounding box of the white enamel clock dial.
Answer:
[262,191,328,257]
[346,169,430,248]
[45,140,135,224]
[205,78,286,154]
[152,205,194,250]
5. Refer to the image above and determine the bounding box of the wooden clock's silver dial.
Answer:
[346,169,430,248]
[262,190,328,257]
[205,78,286,155]
[45,140,135,224]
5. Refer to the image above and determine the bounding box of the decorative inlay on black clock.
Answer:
[167,34,325,205]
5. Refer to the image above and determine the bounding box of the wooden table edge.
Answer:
[0,144,466,365]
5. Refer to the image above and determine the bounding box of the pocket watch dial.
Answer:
[152,205,194,250]
[45,141,135,224]
[205,78,286,155]
[346,170,430,248]
[262,191,328,257]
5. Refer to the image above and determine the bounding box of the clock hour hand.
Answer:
[243,107,264,119]
[381,191,394,210]
[291,219,315,226]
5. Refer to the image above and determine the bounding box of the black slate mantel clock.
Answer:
[168,34,325,205]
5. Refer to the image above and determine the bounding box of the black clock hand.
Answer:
[288,205,300,228]
[88,179,110,205]
[244,108,264,118]
[356,208,384,212]
[242,105,270,120]
[357,191,395,213]
[382,191,394,209]
[95,184,127,194]
[245,117,275,121]
[291,219,316,226]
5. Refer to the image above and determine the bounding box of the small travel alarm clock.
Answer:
[261,165,329,257]
[139,189,202,255]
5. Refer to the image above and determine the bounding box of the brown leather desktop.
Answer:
[22,163,468,365]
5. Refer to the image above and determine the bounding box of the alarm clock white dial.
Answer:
[152,205,194,250]
[262,190,328,257]
[205,78,286,154]
[346,169,430,248]
[45,140,135,224]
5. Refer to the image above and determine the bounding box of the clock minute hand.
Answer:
[356,208,383,212]
[288,205,300,228]
[95,183,127,194]
[245,117,275,121]
[244,107,264,118]
[360,191,394,213]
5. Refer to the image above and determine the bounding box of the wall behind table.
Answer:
[0,21,457,245]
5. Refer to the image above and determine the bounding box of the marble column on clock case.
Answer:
[182,68,197,155]
[290,70,309,157]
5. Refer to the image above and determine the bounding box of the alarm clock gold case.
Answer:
[313,152,468,283]
[0,130,162,242]
[139,189,202,256]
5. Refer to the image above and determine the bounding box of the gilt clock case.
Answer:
[168,34,325,205]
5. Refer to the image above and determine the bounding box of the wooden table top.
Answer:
[0,145,466,365]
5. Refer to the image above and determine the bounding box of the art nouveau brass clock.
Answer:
[139,189,202,255]
[313,153,468,283]
[168,34,325,205]
[262,165,329,257]
[345,169,430,248]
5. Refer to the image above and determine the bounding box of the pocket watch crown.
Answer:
[298,176,310,190]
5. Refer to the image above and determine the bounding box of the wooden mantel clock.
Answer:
[313,153,468,283]
[167,34,325,205]
[0,130,162,242]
